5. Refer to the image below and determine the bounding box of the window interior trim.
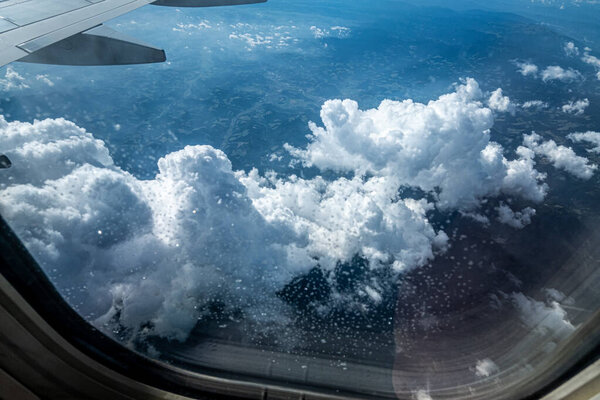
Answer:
[540,358,600,400]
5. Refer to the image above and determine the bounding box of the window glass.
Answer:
[1,0,599,398]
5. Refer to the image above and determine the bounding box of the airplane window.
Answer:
[0,0,599,398]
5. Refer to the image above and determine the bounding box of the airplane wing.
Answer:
[0,0,266,67]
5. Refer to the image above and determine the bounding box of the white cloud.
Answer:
[529,0,600,5]
[364,286,383,303]
[170,19,300,51]
[229,32,274,49]
[172,20,212,32]
[460,211,490,225]
[568,131,600,153]
[0,116,113,187]
[581,49,600,80]
[240,170,445,274]
[545,288,574,305]
[0,130,293,340]
[171,20,350,52]
[0,79,554,342]
[561,98,589,115]
[414,390,433,400]
[287,78,548,210]
[516,62,539,76]
[516,61,585,82]
[310,25,351,39]
[524,132,597,179]
[564,41,579,56]
[228,24,297,50]
[475,358,500,378]
[581,50,600,67]
[35,74,54,87]
[502,146,548,202]
[0,67,29,91]
[521,100,549,110]
[331,26,351,34]
[488,88,516,114]
[511,292,576,339]
[497,203,535,229]
[541,66,581,82]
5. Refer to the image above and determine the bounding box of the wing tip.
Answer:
[158,49,167,63]
[153,0,267,6]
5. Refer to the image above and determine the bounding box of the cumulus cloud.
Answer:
[0,124,293,340]
[568,131,600,153]
[310,25,351,39]
[0,122,438,339]
[35,74,54,87]
[172,20,212,32]
[170,20,299,51]
[545,288,574,305]
[524,132,597,179]
[0,67,29,91]
[170,19,352,52]
[521,100,549,110]
[581,49,600,80]
[541,66,581,82]
[561,98,589,115]
[497,203,536,229]
[528,0,600,6]
[287,78,548,209]
[515,62,539,76]
[0,117,113,187]
[475,358,500,378]
[511,292,576,340]
[488,88,516,114]
[227,23,298,50]
[414,390,433,400]
[515,62,584,82]
[229,32,274,48]
[0,79,554,342]
[460,211,490,225]
[241,172,445,274]
[563,41,579,57]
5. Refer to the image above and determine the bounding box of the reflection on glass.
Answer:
[1,0,599,398]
